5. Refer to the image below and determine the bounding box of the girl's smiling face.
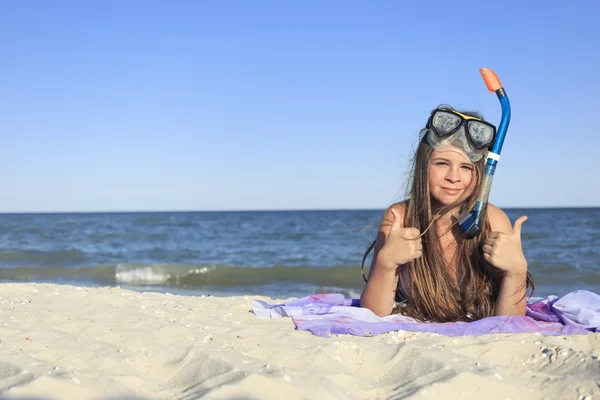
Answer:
[428,146,475,207]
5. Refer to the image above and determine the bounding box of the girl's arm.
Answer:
[486,205,529,316]
[361,202,423,316]
[360,205,401,316]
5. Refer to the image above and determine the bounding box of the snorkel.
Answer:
[458,68,510,238]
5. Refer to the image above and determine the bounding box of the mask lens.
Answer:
[467,121,495,148]
[432,111,461,136]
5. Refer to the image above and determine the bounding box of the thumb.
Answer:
[512,215,528,236]
[389,208,402,231]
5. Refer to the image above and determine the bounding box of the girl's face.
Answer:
[428,146,475,207]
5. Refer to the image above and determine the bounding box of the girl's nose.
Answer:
[446,168,460,183]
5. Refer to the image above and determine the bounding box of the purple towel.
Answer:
[251,290,600,337]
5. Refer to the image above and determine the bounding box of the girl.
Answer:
[360,105,534,322]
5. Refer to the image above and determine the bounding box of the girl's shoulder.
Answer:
[381,200,408,226]
[487,203,513,233]
[388,200,408,215]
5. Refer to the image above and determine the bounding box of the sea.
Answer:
[0,208,598,299]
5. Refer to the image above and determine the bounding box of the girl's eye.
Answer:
[461,165,474,171]
[435,162,448,166]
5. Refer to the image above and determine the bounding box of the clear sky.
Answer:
[1,1,599,212]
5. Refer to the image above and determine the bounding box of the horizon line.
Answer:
[1,205,599,215]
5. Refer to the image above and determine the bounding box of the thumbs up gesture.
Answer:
[378,208,423,270]
[482,216,528,277]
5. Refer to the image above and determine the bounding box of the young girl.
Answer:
[360,105,534,322]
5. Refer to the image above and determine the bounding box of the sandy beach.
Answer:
[0,283,598,400]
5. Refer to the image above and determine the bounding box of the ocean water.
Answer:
[0,208,598,299]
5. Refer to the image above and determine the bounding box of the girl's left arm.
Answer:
[485,205,529,316]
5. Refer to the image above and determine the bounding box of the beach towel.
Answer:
[251,290,600,337]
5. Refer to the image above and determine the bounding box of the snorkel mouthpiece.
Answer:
[458,68,511,238]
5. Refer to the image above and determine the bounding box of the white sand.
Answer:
[0,283,598,400]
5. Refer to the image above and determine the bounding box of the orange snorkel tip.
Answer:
[479,67,503,92]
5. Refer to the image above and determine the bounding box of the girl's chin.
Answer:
[432,195,468,208]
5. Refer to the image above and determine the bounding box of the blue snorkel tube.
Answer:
[458,68,510,238]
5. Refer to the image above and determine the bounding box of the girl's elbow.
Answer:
[360,299,392,317]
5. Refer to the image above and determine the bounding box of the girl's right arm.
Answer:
[360,203,418,316]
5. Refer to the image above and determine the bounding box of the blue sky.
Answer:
[1,1,599,212]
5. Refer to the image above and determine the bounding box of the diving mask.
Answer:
[426,109,496,162]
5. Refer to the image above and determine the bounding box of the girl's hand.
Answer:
[482,216,528,277]
[377,208,422,270]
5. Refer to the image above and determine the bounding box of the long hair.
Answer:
[363,105,534,322]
